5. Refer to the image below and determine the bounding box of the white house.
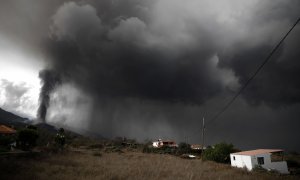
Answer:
[190,144,206,150]
[230,149,289,174]
[152,139,178,148]
[152,139,161,148]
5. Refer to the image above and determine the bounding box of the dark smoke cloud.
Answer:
[218,13,300,106]
[44,0,300,106]
[37,70,61,122]
[45,1,229,104]
[220,34,300,106]
[1,0,300,150]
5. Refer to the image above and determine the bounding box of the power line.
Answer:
[185,17,300,140]
[206,17,300,127]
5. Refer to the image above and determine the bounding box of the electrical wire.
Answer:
[206,17,300,127]
[185,17,300,140]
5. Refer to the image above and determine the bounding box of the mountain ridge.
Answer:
[0,107,29,127]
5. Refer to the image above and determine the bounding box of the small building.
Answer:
[152,139,178,148]
[190,144,206,150]
[0,125,16,135]
[230,149,289,174]
[0,125,17,150]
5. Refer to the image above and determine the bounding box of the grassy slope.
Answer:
[0,109,299,179]
[0,148,298,180]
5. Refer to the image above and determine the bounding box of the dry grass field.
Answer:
[0,147,298,180]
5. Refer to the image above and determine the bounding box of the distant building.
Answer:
[152,139,178,148]
[0,125,17,150]
[230,149,289,174]
[0,125,16,135]
[190,144,206,150]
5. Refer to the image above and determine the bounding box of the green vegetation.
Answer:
[177,142,192,154]
[27,125,38,130]
[55,128,66,150]
[203,142,236,163]
[17,127,39,151]
[143,144,175,154]
[286,154,300,175]
[0,135,15,151]
[143,142,194,155]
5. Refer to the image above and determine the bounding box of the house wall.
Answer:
[251,153,270,168]
[266,161,289,174]
[152,141,159,147]
[252,153,289,174]
[231,153,289,174]
[230,154,252,170]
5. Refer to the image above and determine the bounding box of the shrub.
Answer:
[55,128,66,150]
[143,145,176,154]
[287,159,300,168]
[203,142,235,163]
[17,128,39,150]
[142,145,152,153]
[0,135,15,151]
[27,125,38,130]
[0,135,15,146]
[176,142,192,155]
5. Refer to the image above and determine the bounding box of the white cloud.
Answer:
[0,79,39,118]
[0,35,43,118]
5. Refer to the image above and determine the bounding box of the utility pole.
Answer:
[201,116,205,160]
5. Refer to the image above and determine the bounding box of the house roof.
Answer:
[0,125,16,134]
[231,149,284,156]
[162,140,176,143]
[191,144,204,149]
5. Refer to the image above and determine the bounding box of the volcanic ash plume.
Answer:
[37,69,61,122]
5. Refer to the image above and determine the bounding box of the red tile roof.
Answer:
[232,149,283,156]
[0,125,16,134]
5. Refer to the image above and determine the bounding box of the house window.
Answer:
[257,157,264,165]
[233,156,235,160]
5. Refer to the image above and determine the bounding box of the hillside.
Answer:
[0,108,20,120]
[0,108,29,127]
[0,148,298,180]
[0,108,82,146]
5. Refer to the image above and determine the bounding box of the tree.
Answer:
[55,128,65,149]
[177,142,192,155]
[17,128,39,150]
[27,125,37,130]
[203,142,235,163]
[0,135,15,150]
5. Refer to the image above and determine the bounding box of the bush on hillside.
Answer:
[17,128,39,150]
[203,142,235,163]
[27,125,38,130]
[143,145,177,154]
[0,135,15,151]
[176,142,192,155]
[55,128,66,150]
